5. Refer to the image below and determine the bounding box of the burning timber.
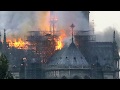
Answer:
[26,31,59,63]
[0,28,64,79]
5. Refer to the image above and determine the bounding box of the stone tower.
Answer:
[81,11,90,23]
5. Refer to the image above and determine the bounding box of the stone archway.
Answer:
[84,75,90,79]
[61,76,67,79]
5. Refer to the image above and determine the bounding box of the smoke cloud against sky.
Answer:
[54,11,91,46]
[0,11,38,38]
[55,11,90,31]
[0,11,120,32]
[0,11,120,43]
[0,11,90,41]
[0,11,51,38]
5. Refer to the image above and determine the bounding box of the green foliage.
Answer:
[0,53,14,79]
[5,71,14,79]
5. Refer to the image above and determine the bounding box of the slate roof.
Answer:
[86,42,114,66]
[48,42,89,68]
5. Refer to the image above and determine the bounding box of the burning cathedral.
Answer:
[0,11,119,79]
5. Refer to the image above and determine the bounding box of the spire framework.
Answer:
[70,23,75,43]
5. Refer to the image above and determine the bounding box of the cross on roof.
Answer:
[70,23,75,43]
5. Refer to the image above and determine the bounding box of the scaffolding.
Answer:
[26,30,59,63]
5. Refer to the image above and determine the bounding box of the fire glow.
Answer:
[7,38,27,49]
[55,30,67,50]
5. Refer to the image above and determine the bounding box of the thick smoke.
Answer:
[95,27,120,50]
[54,11,91,46]
[0,11,91,46]
[0,11,49,39]
[36,11,50,31]
[55,11,90,31]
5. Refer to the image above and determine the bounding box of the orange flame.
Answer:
[38,11,50,32]
[7,38,28,49]
[55,30,67,50]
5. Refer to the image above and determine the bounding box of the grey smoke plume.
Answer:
[0,11,89,31]
[0,11,50,39]
[55,11,90,31]
[96,27,120,50]
[54,11,92,46]
[0,11,91,45]
[0,11,37,29]
[0,11,38,39]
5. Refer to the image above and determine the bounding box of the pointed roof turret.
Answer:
[70,23,75,43]
[3,29,6,44]
[48,24,89,68]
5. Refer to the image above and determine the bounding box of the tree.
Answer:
[5,71,14,79]
[0,53,14,79]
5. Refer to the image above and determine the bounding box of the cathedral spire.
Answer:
[3,29,6,44]
[81,11,90,22]
[70,23,75,43]
[0,30,1,42]
[113,30,116,43]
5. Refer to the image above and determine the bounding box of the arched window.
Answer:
[74,57,77,62]
[61,76,67,79]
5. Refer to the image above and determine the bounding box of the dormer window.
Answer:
[74,57,76,60]
[74,57,77,62]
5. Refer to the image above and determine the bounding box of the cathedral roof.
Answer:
[48,42,89,68]
[49,46,67,62]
